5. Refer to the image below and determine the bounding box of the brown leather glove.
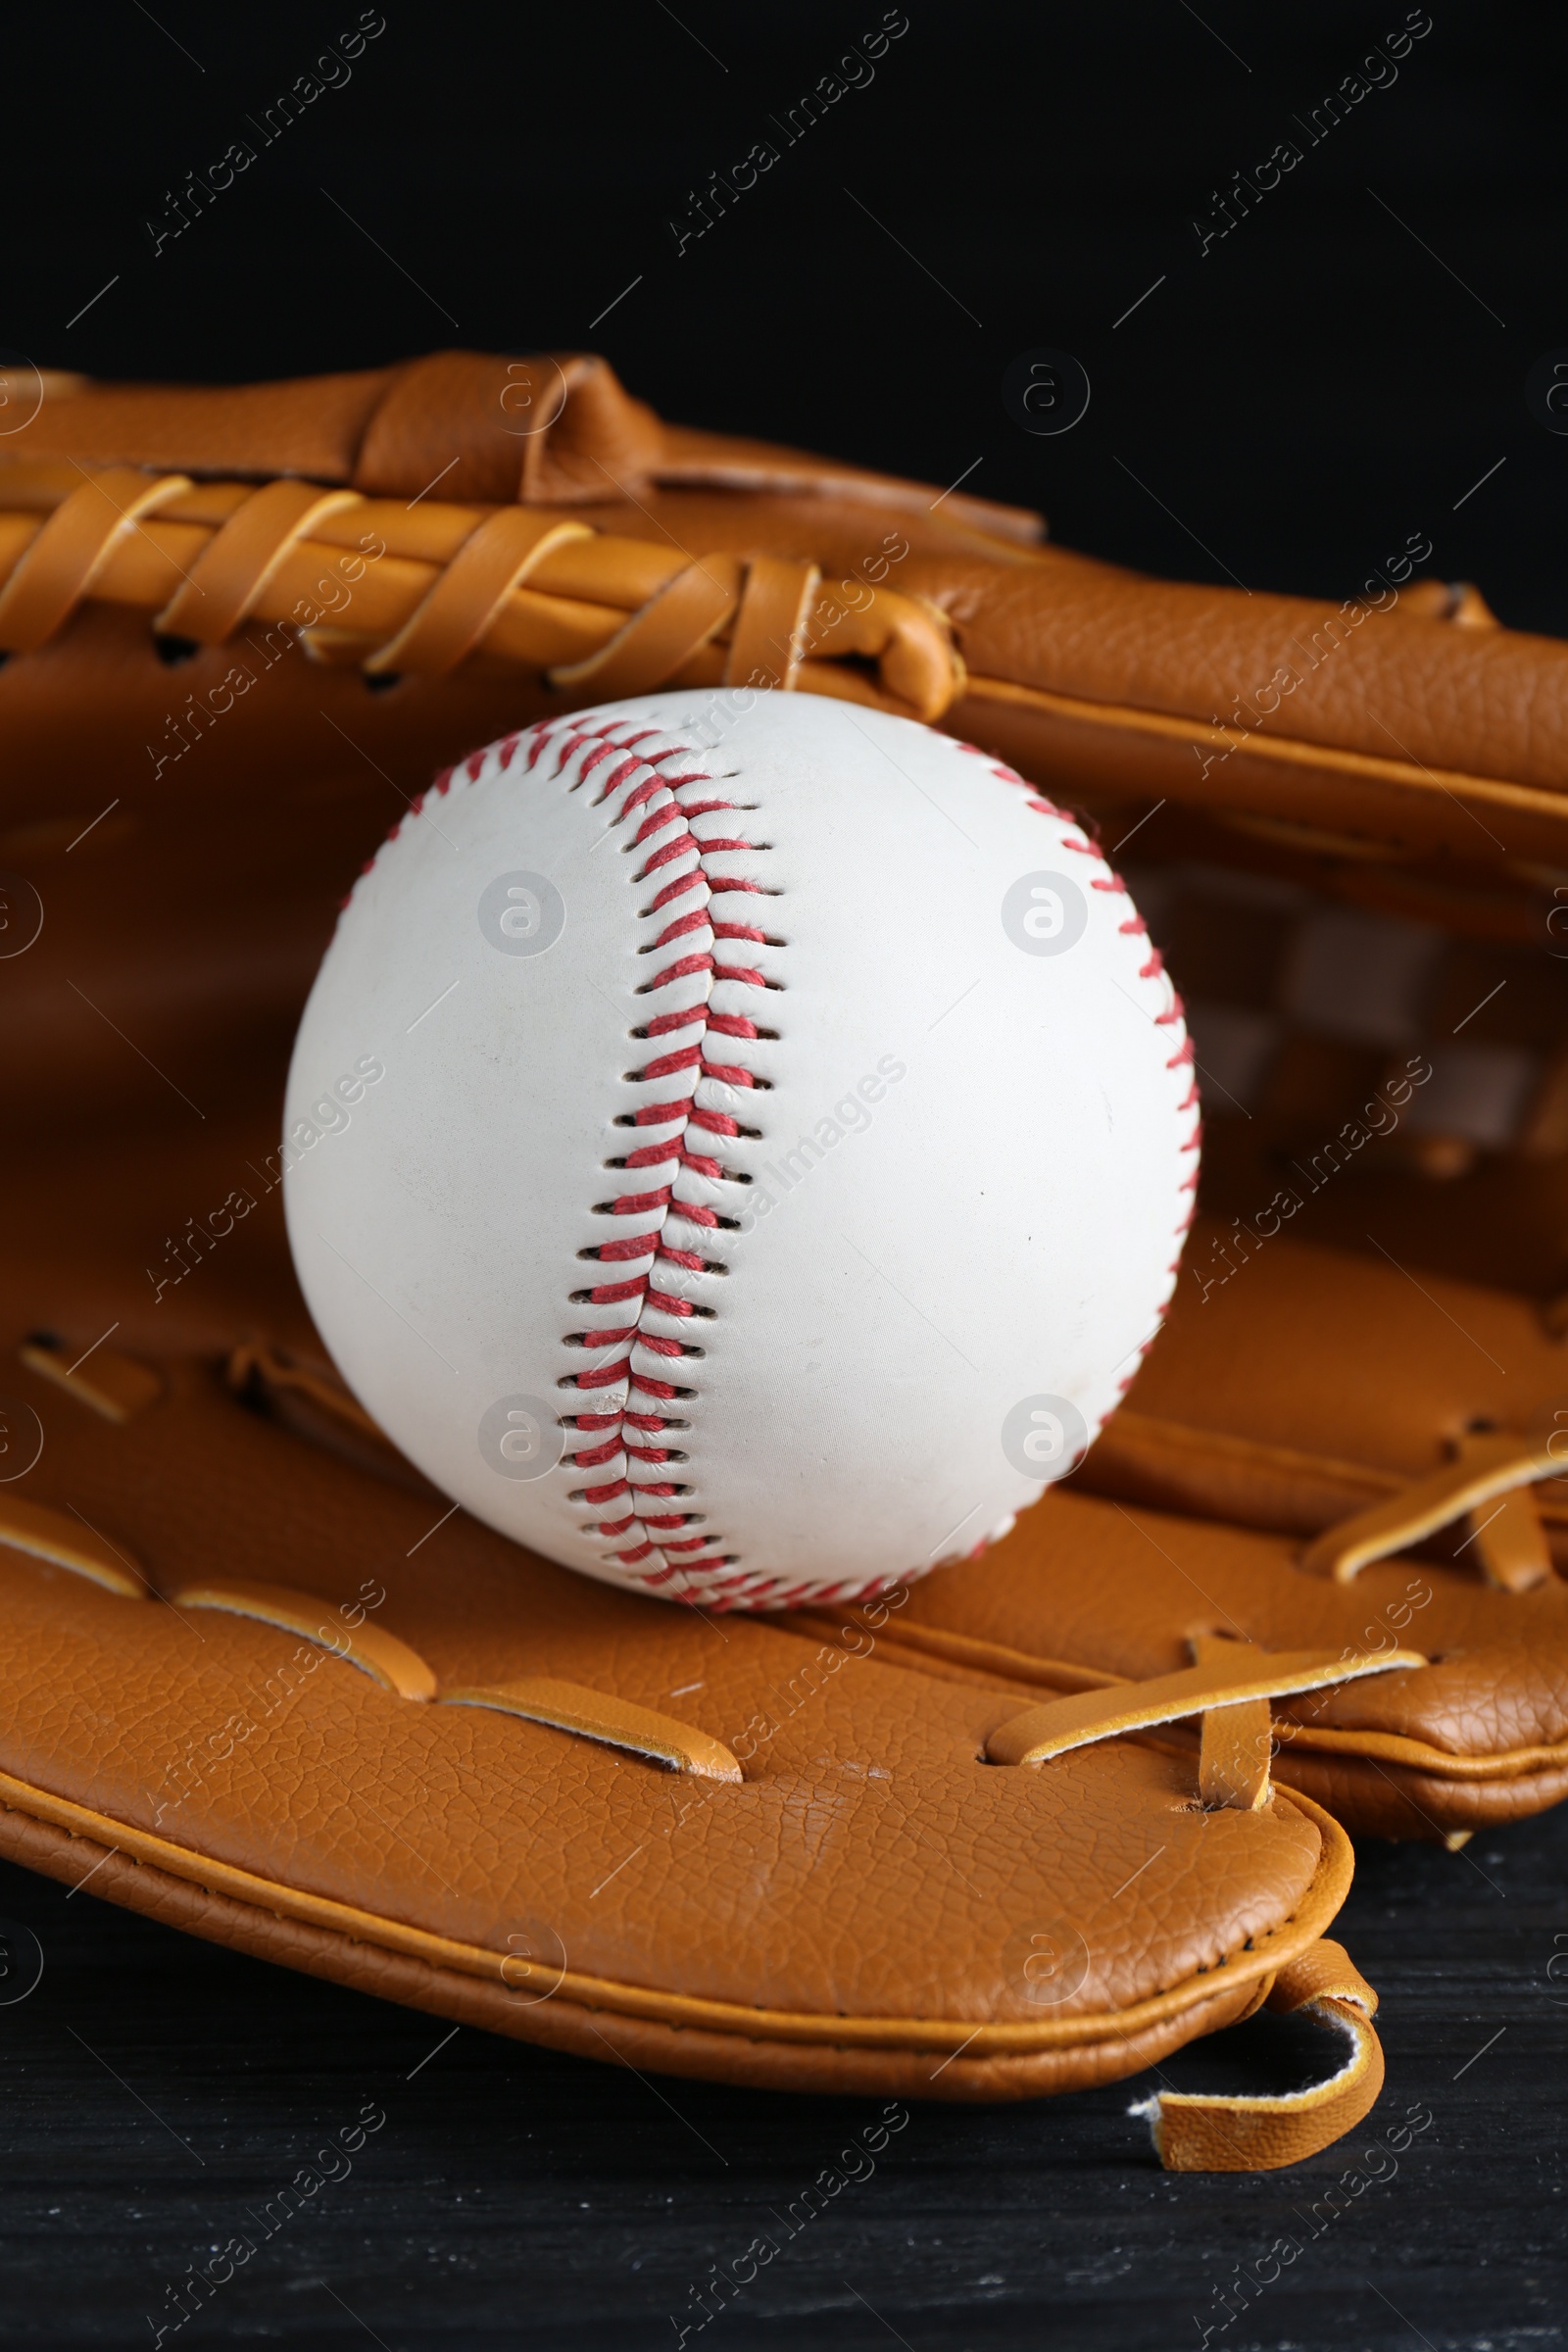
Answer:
[4,348,1563,2149]
[5,344,1565,1127]
[0,1317,1392,2163]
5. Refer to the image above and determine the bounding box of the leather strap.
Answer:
[723,555,820,691]
[1084,1405,1399,1516]
[1084,1405,1568,1555]
[1133,1937,1385,2172]
[0,1765,1360,2069]
[226,1337,385,1440]
[985,1640,1423,1778]
[363,509,594,675]
[1193,1636,1272,1808]
[1451,1430,1555,1592]
[154,478,362,641]
[960,670,1568,844]
[29,1544,743,1780]
[443,1677,743,1782]
[549,551,742,698]
[1463,1487,1554,1591]
[0,1494,146,1598]
[171,1577,439,1700]
[1298,1425,1561,1586]
[0,466,190,651]
[0,463,963,721]
[18,1334,161,1423]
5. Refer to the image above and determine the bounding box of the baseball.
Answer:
[283,690,1197,1610]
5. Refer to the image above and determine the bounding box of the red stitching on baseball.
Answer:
[362,722,1200,1609]
[516,712,792,1604]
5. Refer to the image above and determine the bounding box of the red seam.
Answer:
[361,721,1200,1606]
[641,952,713,993]
[515,713,781,1598]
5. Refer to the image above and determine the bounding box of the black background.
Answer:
[8,0,1567,630]
[5,4,1568,2346]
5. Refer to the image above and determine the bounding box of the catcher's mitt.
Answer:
[4,348,1566,2151]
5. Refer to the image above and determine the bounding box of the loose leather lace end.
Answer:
[1131,1937,1385,2172]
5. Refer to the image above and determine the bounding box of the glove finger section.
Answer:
[1090,1230,1568,1771]
[0,1330,1372,2153]
[891,1479,1568,1839]
[894,807,1568,1838]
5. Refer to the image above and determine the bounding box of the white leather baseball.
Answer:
[284,690,1197,1609]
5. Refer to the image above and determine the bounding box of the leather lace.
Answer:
[0,460,963,721]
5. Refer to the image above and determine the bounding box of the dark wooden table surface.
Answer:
[1,1797,1562,2352]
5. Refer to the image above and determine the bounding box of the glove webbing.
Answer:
[0,461,963,720]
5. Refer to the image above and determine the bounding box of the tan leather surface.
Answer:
[439,1676,745,1783]
[0,467,192,651]
[518,488,1568,858]
[18,1332,162,1422]
[0,1807,1274,2105]
[984,1643,1423,1768]
[1295,1429,1561,1587]
[894,1205,1568,1822]
[7,349,1568,815]
[0,1323,1354,2104]
[3,363,400,489]
[15,1102,1553,1844]
[0,1493,146,1596]
[1197,1687,1272,1811]
[14,350,1037,542]
[0,470,961,723]
[1111,1225,1568,1484]
[962,1225,1568,1833]
[154,479,367,642]
[172,1577,440,1701]
[1231,1741,1568,1840]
